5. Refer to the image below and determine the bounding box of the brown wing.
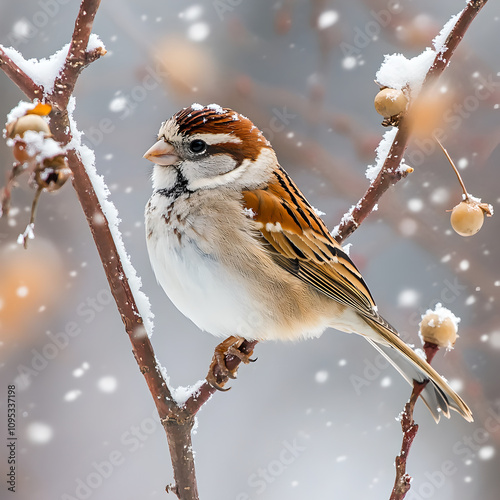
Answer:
[242,166,391,329]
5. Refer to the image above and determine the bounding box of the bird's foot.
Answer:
[206,336,257,391]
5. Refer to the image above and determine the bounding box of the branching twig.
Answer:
[335,0,489,244]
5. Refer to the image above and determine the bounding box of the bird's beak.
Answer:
[143,140,179,166]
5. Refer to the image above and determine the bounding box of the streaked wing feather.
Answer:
[242,166,394,331]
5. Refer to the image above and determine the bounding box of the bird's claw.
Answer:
[206,336,256,391]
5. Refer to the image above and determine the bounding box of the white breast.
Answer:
[145,193,264,339]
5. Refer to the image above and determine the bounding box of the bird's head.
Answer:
[144,103,277,192]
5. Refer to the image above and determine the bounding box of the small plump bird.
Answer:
[144,103,472,423]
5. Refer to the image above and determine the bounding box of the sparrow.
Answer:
[144,103,472,423]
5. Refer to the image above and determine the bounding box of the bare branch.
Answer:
[390,343,439,500]
[52,0,103,109]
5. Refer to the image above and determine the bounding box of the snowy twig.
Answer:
[0,48,42,100]
[335,0,489,244]
[51,1,104,112]
[390,342,439,500]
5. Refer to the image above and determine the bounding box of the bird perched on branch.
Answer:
[144,103,472,423]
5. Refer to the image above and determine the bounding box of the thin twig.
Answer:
[390,342,439,500]
[52,0,103,109]
[21,186,42,249]
[434,136,469,200]
[0,48,43,100]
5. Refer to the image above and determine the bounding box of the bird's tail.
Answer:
[363,318,473,423]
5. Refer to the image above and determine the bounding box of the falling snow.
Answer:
[465,295,476,306]
[399,218,418,236]
[64,389,82,402]
[187,22,210,42]
[109,96,128,113]
[398,289,420,307]
[431,187,450,205]
[408,198,423,212]
[459,260,470,271]
[26,422,53,444]
[180,5,203,21]
[342,56,357,70]
[478,446,495,460]
[97,376,118,393]
[380,377,392,388]
[73,362,90,378]
[16,285,29,298]
[317,11,339,29]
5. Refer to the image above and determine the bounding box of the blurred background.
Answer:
[0,1,499,499]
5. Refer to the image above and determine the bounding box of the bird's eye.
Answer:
[189,139,207,154]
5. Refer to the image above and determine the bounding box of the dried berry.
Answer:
[6,114,50,139]
[419,306,459,349]
[450,199,491,237]
[435,137,493,237]
[7,114,52,164]
[34,156,71,192]
[12,141,34,163]
[374,88,408,118]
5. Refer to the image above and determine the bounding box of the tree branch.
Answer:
[335,0,489,244]
[390,343,439,500]
[0,47,43,100]
[52,0,103,110]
